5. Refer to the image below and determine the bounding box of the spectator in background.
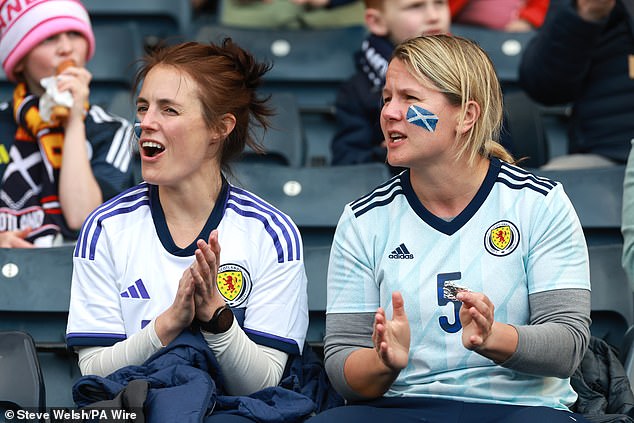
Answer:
[330,0,450,173]
[219,0,365,29]
[450,0,548,32]
[0,0,135,248]
[519,0,634,169]
[312,34,592,423]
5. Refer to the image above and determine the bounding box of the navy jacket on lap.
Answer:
[73,329,342,423]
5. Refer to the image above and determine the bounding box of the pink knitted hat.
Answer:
[0,0,95,81]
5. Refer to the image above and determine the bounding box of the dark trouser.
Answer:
[205,414,254,422]
[307,397,591,423]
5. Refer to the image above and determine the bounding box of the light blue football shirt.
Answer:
[327,158,590,409]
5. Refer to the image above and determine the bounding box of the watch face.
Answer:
[199,305,233,334]
[215,306,234,333]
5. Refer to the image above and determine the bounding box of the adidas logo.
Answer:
[120,279,150,299]
[389,243,414,259]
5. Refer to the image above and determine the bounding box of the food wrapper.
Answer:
[443,280,469,301]
[39,76,73,124]
[39,60,75,124]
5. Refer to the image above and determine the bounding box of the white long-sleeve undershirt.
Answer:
[77,319,288,396]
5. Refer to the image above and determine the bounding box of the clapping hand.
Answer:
[457,290,495,351]
[373,291,410,371]
[189,229,224,322]
[158,230,223,344]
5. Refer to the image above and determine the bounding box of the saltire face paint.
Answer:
[406,105,438,132]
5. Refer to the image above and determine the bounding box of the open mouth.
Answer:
[141,141,165,158]
[389,133,406,143]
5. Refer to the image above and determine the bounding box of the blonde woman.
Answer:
[312,35,592,422]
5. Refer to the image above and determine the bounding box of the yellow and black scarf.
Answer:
[13,82,66,172]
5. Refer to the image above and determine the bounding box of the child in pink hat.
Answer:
[0,0,135,247]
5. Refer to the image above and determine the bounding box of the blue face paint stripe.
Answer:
[406,105,438,132]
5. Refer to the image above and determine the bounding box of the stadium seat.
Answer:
[104,90,136,124]
[450,24,536,87]
[537,105,573,162]
[535,165,625,244]
[304,243,330,349]
[0,331,46,414]
[0,71,10,103]
[87,23,142,118]
[587,244,634,350]
[82,0,192,49]
[0,245,80,407]
[230,162,391,228]
[194,24,365,112]
[243,92,305,167]
[302,112,338,166]
[504,89,548,168]
[0,246,73,345]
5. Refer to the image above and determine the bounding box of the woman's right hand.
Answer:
[0,228,34,248]
[372,291,410,371]
[155,266,197,345]
[191,230,224,322]
[343,291,410,399]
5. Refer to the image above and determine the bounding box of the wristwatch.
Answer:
[198,304,233,334]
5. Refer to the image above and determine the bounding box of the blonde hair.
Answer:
[392,35,514,165]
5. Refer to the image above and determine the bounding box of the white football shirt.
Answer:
[67,180,309,355]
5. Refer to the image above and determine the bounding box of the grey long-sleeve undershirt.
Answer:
[323,288,591,401]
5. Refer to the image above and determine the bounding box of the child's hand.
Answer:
[0,228,34,248]
[56,64,92,125]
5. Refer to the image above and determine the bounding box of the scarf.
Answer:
[13,82,66,176]
[358,34,394,88]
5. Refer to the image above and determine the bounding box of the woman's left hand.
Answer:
[457,291,495,351]
[190,229,224,321]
